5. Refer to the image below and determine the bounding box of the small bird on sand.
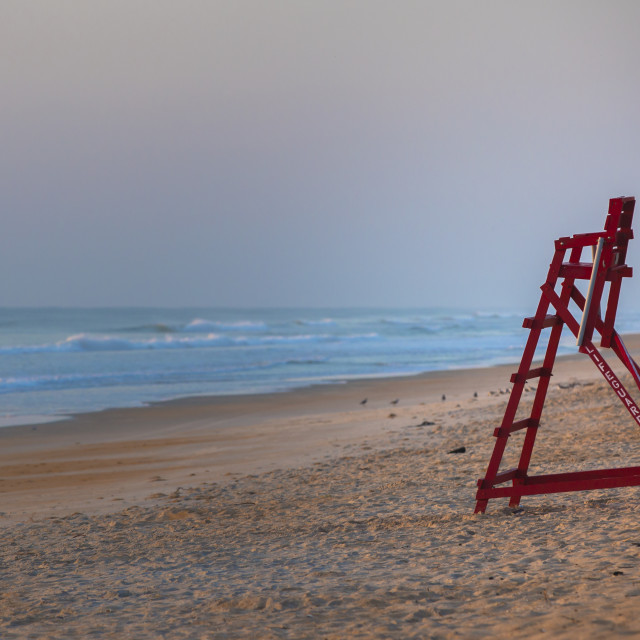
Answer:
[390,399,399,405]
[473,392,478,398]
[442,394,446,401]
[360,398,368,405]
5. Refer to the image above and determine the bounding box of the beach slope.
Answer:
[3,339,640,637]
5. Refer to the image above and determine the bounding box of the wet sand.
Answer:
[3,335,640,637]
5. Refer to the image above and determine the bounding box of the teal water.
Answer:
[2,307,640,427]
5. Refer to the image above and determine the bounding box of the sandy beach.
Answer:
[3,336,640,638]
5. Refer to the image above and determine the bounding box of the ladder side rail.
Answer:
[510,301,566,501]
[601,198,627,345]
[620,198,636,233]
[603,197,627,237]
[509,248,581,507]
[488,246,567,452]
[475,246,567,514]
[602,273,626,348]
[478,294,552,484]
[602,199,635,346]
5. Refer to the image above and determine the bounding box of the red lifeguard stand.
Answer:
[475,197,640,513]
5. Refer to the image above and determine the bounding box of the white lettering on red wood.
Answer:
[584,344,640,425]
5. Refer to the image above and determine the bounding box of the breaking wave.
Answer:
[0,332,379,355]
[125,318,268,333]
[182,318,267,332]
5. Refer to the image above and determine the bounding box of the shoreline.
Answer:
[0,342,593,435]
[0,340,595,432]
[5,325,640,435]
[0,361,534,432]
[2,334,639,525]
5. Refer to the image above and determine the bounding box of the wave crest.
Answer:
[0,331,379,355]
[183,318,267,332]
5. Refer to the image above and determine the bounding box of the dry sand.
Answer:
[3,336,640,638]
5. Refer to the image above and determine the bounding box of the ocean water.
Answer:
[2,307,640,428]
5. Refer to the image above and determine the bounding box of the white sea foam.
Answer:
[183,318,267,332]
[0,371,131,392]
[473,310,524,319]
[123,318,268,333]
[232,332,378,346]
[0,333,229,354]
[0,331,379,355]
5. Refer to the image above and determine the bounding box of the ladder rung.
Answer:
[560,262,633,280]
[608,265,633,278]
[522,314,560,330]
[559,262,597,279]
[494,418,538,437]
[510,367,552,384]
[492,468,519,486]
[555,232,606,250]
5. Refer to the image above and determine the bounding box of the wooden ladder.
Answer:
[475,197,640,513]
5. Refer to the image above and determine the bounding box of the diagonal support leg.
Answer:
[611,332,640,393]
[580,340,640,428]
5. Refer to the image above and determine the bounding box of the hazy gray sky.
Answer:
[2,1,640,309]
